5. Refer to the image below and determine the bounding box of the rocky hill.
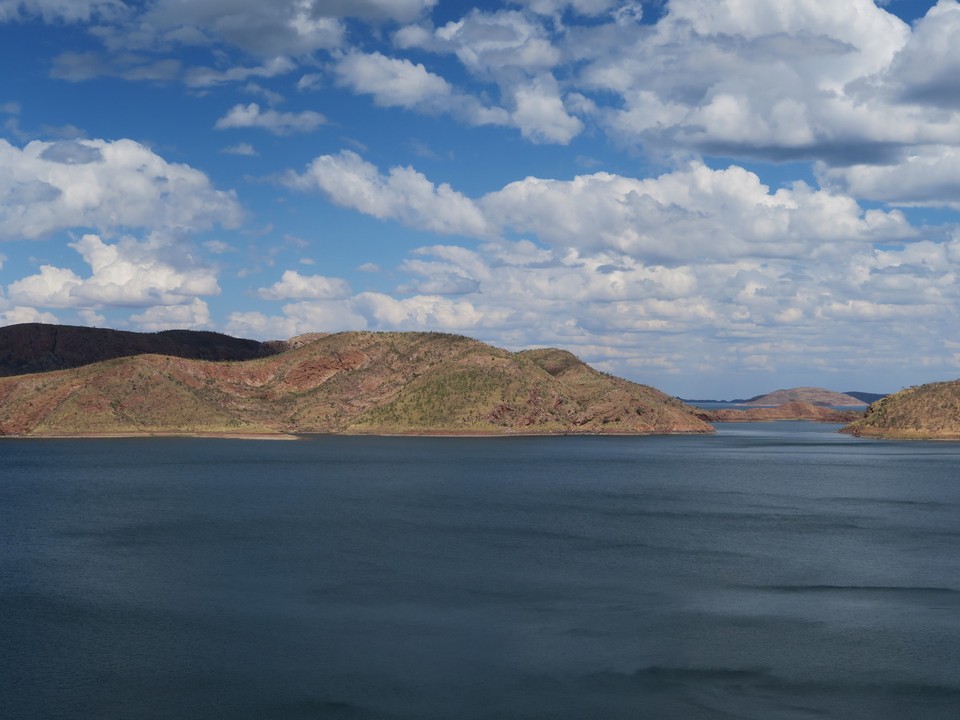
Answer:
[744,387,866,407]
[0,323,282,376]
[698,402,862,423]
[0,330,713,437]
[841,380,960,439]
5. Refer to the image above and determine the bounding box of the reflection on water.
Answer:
[2,424,959,719]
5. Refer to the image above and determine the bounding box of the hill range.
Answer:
[696,402,863,424]
[0,326,713,438]
[0,322,281,376]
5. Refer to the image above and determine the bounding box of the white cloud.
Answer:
[0,305,59,325]
[288,150,914,264]
[226,301,368,339]
[396,10,560,78]
[335,51,452,109]
[214,103,326,134]
[512,0,621,17]
[257,270,352,300]
[393,10,580,142]
[141,1,346,57]
[562,0,960,172]
[286,150,492,238]
[882,0,960,109]
[509,75,583,144]
[482,162,913,261]
[6,233,220,309]
[185,56,296,88]
[817,146,960,209]
[334,51,508,126]
[311,0,437,22]
[221,142,258,156]
[77,308,106,326]
[0,138,242,240]
[130,298,211,331]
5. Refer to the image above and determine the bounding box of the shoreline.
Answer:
[1,431,300,441]
[2,428,716,440]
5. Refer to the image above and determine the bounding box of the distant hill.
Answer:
[0,330,712,437]
[841,380,960,439]
[0,323,281,376]
[697,402,862,424]
[743,387,865,407]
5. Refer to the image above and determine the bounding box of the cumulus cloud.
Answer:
[487,163,915,261]
[512,0,622,16]
[334,51,508,126]
[395,10,560,78]
[257,270,352,300]
[226,301,368,338]
[139,1,346,57]
[562,0,960,169]
[6,233,220,309]
[335,51,452,109]
[393,10,580,142]
[285,150,492,238]
[293,151,912,263]
[0,138,242,240]
[214,103,326,134]
[130,297,211,331]
[0,304,59,325]
[881,0,960,109]
[817,146,960,209]
[509,74,583,144]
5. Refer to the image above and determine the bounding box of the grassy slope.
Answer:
[841,380,960,439]
[0,331,713,437]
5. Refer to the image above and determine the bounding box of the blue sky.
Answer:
[1,0,958,398]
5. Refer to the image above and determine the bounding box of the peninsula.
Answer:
[841,380,960,439]
[0,327,712,438]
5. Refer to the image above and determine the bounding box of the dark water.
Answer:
[2,423,959,719]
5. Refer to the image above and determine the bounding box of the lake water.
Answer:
[2,423,959,719]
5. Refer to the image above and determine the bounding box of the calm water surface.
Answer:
[2,423,959,719]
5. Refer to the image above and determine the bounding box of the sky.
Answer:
[0,0,958,398]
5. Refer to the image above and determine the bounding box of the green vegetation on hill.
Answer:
[841,380,960,439]
[0,330,712,437]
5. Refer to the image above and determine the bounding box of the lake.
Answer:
[2,423,959,719]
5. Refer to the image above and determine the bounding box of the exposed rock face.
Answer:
[0,330,713,437]
[743,387,866,407]
[698,402,862,423]
[0,323,281,377]
[841,380,960,439]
